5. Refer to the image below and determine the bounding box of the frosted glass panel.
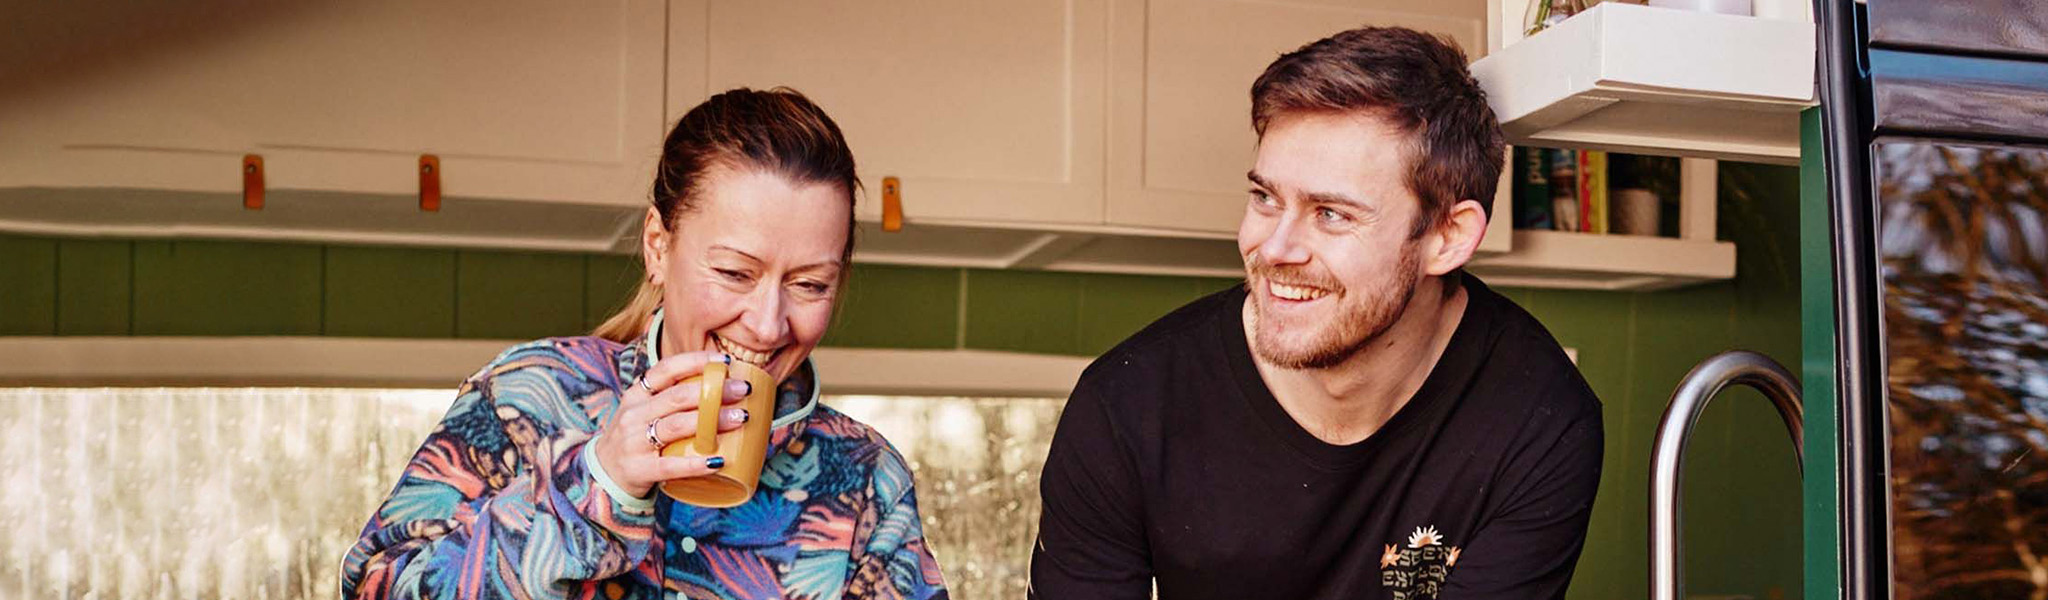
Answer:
[0,388,448,599]
[826,395,1064,600]
[0,388,1061,599]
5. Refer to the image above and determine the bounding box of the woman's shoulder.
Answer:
[799,404,894,450]
[798,405,919,473]
[464,335,635,393]
[794,405,919,501]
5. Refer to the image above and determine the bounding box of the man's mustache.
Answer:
[1245,262,1342,292]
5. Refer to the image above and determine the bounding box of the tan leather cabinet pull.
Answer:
[419,154,442,212]
[242,154,265,210]
[881,176,903,232]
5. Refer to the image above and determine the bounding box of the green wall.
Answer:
[0,161,1803,598]
[0,235,1240,356]
[1523,161,1806,600]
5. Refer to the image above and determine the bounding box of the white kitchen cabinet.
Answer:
[668,0,1108,227]
[0,1,1782,287]
[0,1,667,252]
[1101,0,1510,252]
[0,1,666,208]
[1103,0,1479,230]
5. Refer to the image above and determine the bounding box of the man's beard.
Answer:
[1247,242,1422,370]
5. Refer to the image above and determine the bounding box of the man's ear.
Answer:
[1422,199,1488,277]
[641,207,670,286]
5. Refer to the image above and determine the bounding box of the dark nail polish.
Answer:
[740,380,753,396]
[706,456,726,470]
[738,409,751,423]
[719,353,732,365]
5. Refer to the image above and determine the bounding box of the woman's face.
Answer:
[642,166,850,384]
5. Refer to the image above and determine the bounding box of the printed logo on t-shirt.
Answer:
[1379,525,1460,600]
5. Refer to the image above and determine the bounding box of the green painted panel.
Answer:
[824,264,960,349]
[1518,289,1636,401]
[1519,288,1638,600]
[455,251,586,340]
[0,236,57,335]
[963,269,1081,355]
[585,254,643,331]
[56,239,132,335]
[1197,276,1245,297]
[132,240,322,336]
[324,246,456,338]
[1797,107,1841,600]
[1076,273,1207,355]
[1723,163,1805,305]
[1640,285,1788,600]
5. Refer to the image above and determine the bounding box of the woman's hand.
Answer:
[592,351,754,499]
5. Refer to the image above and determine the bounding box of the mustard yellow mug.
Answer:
[658,360,779,507]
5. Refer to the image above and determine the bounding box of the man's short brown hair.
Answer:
[1252,26,1505,239]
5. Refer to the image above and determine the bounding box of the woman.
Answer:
[341,88,947,600]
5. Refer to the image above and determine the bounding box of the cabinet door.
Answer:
[0,1,667,208]
[1106,0,1490,237]
[669,0,1107,226]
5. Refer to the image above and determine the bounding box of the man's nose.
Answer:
[1258,216,1312,266]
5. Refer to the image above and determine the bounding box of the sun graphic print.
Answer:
[1379,525,1461,600]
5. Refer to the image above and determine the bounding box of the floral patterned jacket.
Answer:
[340,318,948,600]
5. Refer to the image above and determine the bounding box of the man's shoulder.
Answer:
[1075,284,1244,395]
[1464,283,1603,422]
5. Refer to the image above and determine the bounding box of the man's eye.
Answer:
[715,268,752,282]
[1250,190,1278,207]
[1316,207,1351,223]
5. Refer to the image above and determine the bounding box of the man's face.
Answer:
[1239,112,1429,370]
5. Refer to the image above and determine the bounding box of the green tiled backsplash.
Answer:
[0,163,1804,600]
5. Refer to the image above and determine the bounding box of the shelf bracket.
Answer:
[1679,158,1717,242]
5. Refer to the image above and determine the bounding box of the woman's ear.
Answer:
[641,207,670,286]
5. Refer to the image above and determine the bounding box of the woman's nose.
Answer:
[739,288,790,343]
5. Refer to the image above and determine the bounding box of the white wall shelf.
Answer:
[1471,2,1816,165]
[1468,155,1734,291]
[1467,229,1735,290]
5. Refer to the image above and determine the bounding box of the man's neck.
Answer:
[1247,278,1470,445]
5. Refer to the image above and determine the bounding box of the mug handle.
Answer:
[693,361,727,455]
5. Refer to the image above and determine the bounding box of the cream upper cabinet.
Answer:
[669,0,1108,227]
[0,1,668,209]
[1105,0,1491,236]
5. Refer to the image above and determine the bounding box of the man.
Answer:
[1030,26,1602,600]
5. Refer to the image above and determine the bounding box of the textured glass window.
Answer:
[0,387,449,599]
[1876,141,2048,600]
[826,395,1063,600]
[0,388,1061,599]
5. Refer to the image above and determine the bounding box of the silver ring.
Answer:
[639,377,654,393]
[645,419,662,448]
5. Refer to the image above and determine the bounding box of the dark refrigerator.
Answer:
[1817,1,2048,598]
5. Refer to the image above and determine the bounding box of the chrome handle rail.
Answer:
[1650,351,1804,600]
